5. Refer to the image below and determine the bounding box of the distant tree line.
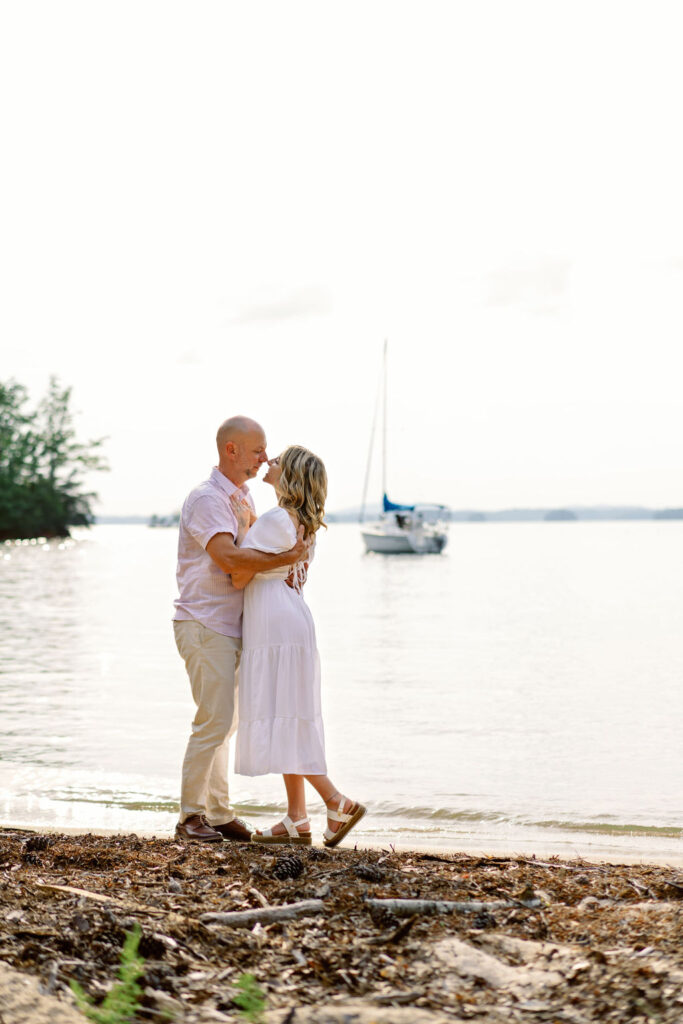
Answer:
[0,377,108,540]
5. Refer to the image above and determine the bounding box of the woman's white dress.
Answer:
[235,506,326,776]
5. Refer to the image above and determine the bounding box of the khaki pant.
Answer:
[174,620,241,825]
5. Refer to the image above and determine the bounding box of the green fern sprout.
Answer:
[70,923,145,1024]
[233,972,266,1023]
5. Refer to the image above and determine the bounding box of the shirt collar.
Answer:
[210,466,250,499]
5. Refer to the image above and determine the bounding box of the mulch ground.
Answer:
[1,827,682,1022]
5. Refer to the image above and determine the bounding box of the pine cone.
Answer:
[354,863,386,882]
[25,835,51,853]
[307,847,330,862]
[273,855,304,881]
[369,905,398,929]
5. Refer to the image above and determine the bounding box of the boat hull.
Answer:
[361,528,448,555]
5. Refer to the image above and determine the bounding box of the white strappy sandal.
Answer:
[251,815,312,845]
[323,796,366,849]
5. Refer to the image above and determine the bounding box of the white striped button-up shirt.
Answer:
[173,467,255,638]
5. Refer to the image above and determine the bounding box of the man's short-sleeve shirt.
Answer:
[173,467,256,638]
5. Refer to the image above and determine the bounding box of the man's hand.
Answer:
[285,560,308,590]
[285,524,309,566]
[284,525,309,588]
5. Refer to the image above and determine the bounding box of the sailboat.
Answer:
[360,342,449,555]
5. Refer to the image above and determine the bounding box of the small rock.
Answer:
[144,987,184,1014]
[566,958,591,980]
[151,932,179,951]
[472,910,497,929]
[168,878,183,893]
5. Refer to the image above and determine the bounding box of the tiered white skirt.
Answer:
[235,576,327,776]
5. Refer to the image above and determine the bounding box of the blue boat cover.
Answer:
[383,493,415,513]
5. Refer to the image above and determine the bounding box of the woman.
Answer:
[231,445,365,847]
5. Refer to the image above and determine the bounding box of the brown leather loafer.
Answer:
[175,814,223,842]
[212,818,253,842]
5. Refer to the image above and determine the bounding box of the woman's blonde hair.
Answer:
[277,445,328,538]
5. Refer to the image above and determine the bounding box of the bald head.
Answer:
[216,415,268,486]
[216,415,264,452]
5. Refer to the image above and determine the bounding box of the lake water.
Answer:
[1,522,681,863]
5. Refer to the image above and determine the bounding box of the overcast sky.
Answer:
[2,1,682,516]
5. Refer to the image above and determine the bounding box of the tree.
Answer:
[0,377,108,540]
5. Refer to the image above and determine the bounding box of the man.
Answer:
[173,416,307,842]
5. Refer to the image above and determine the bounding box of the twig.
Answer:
[32,880,165,913]
[30,879,201,927]
[200,899,325,929]
[515,859,603,873]
[414,854,457,864]
[248,886,270,908]
[367,915,419,945]
[372,991,423,1005]
[309,867,356,880]
[463,856,602,873]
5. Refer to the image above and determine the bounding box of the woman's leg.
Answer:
[254,774,363,840]
[283,774,310,832]
[304,774,358,835]
[254,774,310,836]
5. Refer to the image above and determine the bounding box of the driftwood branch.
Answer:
[32,880,167,916]
[33,880,125,903]
[31,880,197,927]
[463,856,602,873]
[365,897,541,917]
[200,899,325,929]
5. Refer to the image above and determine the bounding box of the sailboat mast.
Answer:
[359,343,384,523]
[381,338,388,501]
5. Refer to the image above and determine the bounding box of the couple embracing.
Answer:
[172,416,365,848]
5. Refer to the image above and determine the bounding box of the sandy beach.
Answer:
[1,826,682,1023]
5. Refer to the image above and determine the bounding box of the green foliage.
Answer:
[70,924,145,1024]
[0,375,107,540]
[233,972,267,1023]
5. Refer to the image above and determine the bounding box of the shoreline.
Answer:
[3,821,683,867]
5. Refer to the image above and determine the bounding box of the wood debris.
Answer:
[0,828,681,1022]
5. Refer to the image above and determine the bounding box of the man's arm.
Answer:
[206,527,307,581]
[230,566,256,590]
